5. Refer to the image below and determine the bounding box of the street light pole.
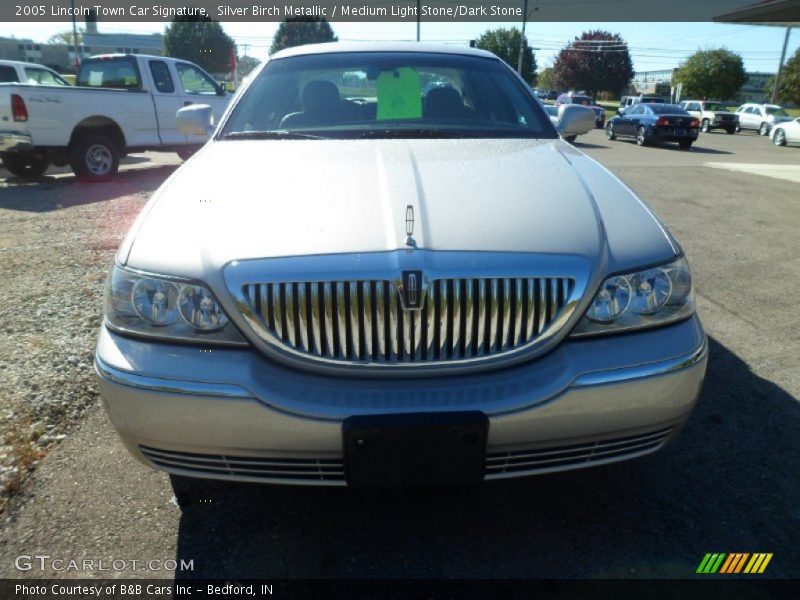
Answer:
[70,0,80,70]
[416,0,421,41]
[516,0,528,75]
[771,26,792,104]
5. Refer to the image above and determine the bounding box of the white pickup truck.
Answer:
[0,54,230,180]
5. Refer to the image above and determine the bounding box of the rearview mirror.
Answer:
[558,104,596,138]
[177,104,214,136]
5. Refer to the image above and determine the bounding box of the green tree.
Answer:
[269,17,337,55]
[236,55,261,79]
[475,27,537,85]
[674,48,746,100]
[537,67,555,89]
[552,31,633,97]
[48,30,83,46]
[164,17,235,73]
[766,47,800,104]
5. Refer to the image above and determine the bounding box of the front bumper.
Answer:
[0,131,33,153]
[96,316,707,485]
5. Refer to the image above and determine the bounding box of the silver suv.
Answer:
[735,103,793,135]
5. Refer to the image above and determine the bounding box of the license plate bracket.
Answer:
[675,128,687,136]
[343,411,488,486]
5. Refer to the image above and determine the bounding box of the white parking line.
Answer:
[704,162,800,184]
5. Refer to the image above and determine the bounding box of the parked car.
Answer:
[0,54,230,180]
[556,93,606,128]
[543,104,595,142]
[607,103,699,149]
[0,59,71,86]
[769,117,800,146]
[679,100,738,134]
[735,103,793,135]
[618,95,666,114]
[95,42,706,503]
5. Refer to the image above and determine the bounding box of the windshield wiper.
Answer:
[222,130,327,140]
[358,129,476,139]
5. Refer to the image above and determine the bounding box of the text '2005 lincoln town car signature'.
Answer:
[94,43,707,502]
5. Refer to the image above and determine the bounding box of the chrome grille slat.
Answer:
[245,277,574,366]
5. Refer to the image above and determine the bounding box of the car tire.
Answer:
[636,126,648,146]
[177,147,198,161]
[758,122,770,136]
[773,129,787,146]
[68,133,120,181]
[2,153,50,179]
[564,135,577,143]
[606,123,616,140]
[679,140,693,150]
[735,124,741,133]
[725,128,736,135]
[701,119,710,133]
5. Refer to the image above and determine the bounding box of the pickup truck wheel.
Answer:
[2,154,50,179]
[69,133,119,181]
[700,119,710,133]
[725,127,736,134]
[758,122,770,136]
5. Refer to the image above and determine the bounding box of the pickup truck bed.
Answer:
[0,54,230,180]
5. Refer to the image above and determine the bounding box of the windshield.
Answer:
[222,52,555,139]
[571,95,594,105]
[766,106,789,117]
[703,102,727,111]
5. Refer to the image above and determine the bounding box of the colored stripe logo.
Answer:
[696,553,773,574]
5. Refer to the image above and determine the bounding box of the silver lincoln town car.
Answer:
[95,43,707,502]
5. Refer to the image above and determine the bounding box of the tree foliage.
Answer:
[269,17,337,55]
[164,17,235,73]
[48,30,83,46]
[236,55,261,79]
[474,27,537,85]
[537,67,555,89]
[674,48,746,101]
[551,30,633,97]
[769,47,800,104]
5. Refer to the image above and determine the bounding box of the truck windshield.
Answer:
[221,52,555,139]
[77,57,140,89]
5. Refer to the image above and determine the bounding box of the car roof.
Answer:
[269,41,499,61]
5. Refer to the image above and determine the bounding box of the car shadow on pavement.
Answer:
[0,165,178,213]
[172,336,799,579]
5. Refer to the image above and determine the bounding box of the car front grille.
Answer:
[242,277,574,366]
[485,427,673,478]
[139,446,345,483]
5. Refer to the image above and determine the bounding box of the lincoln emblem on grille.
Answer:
[400,270,424,310]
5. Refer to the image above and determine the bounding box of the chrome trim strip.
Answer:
[95,357,254,399]
[570,338,707,388]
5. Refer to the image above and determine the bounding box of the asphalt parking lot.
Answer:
[0,129,798,579]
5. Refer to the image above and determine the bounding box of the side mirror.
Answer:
[558,104,596,138]
[216,83,227,96]
[177,104,214,136]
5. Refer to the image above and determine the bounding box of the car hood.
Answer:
[122,138,677,280]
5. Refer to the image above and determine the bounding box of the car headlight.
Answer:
[571,257,694,337]
[104,265,248,346]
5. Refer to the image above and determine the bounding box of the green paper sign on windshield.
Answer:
[376,67,422,120]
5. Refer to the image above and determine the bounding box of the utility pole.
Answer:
[70,0,80,70]
[416,0,421,41]
[771,26,792,104]
[516,0,529,75]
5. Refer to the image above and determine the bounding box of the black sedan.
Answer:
[606,103,700,149]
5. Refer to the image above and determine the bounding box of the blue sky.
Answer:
[5,21,797,74]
